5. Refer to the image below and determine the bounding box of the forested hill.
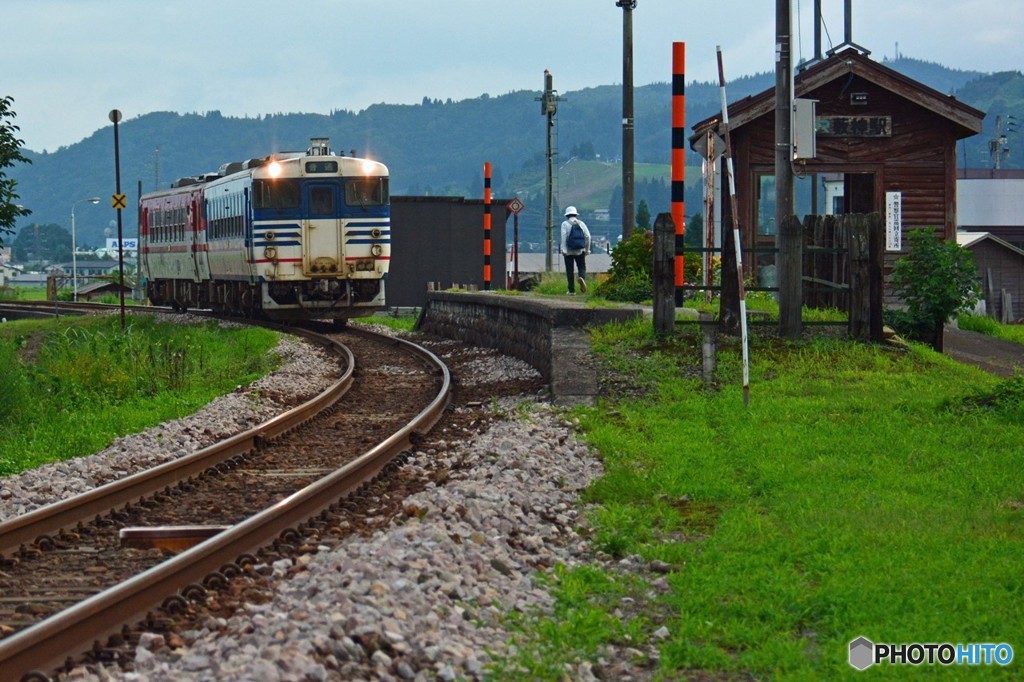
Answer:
[10,55,1023,249]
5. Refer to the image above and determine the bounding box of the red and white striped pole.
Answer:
[717,46,751,407]
[671,42,686,305]
[483,162,492,290]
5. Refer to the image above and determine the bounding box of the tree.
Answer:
[635,199,651,229]
[891,228,980,351]
[12,223,70,263]
[0,96,32,248]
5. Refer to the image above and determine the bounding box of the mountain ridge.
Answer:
[8,56,1022,250]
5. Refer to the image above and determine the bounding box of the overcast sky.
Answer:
[5,0,1022,152]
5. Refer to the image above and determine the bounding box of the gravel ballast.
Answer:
[2,323,662,681]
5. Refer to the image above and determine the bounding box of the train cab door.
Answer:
[302,183,342,276]
[188,200,203,282]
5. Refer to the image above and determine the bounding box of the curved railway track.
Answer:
[0,323,450,681]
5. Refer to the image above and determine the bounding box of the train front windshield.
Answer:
[253,177,388,216]
[345,178,389,207]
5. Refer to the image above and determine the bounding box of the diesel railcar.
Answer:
[139,138,390,320]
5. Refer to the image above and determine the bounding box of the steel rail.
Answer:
[0,329,353,558]
[0,330,450,681]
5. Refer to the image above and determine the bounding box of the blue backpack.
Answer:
[566,220,587,251]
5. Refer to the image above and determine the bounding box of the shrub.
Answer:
[595,231,653,303]
[891,228,980,350]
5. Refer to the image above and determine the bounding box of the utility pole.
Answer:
[617,0,636,240]
[538,70,561,272]
[990,114,1016,169]
[110,109,126,330]
[776,0,800,338]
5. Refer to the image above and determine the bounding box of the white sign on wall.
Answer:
[106,238,138,252]
[885,191,902,251]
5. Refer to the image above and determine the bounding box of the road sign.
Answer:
[111,193,127,209]
[508,197,525,215]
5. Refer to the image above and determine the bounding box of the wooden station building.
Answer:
[690,47,986,287]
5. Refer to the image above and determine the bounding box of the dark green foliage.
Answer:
[12,222,71,262]
[891,228,980,349]
[595,230,653,303]
[635,200,651,229]
[0,95,32,247]
[684,213,704,284]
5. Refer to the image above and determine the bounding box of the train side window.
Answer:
[254,179,300,210]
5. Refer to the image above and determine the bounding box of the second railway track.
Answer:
[0,324,450,681]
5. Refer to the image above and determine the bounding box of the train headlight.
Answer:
[370,228,382,238]
[268,161,283,178]
[361,160,375,176]
[264,246,278,260]
[371,244,383,257]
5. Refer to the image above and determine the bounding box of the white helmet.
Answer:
[564,206,578,217]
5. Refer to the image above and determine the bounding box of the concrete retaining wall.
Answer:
[417,291,643,405]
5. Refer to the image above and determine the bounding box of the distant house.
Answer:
[957,231,1024,322]
[60,260,121,279]
[76,280,132,302]
[8,272,47,287]
[957,169,1024,251]
[0,262,23,286]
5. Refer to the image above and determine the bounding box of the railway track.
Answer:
[0,323,450,681]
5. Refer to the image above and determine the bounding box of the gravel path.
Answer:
[3,321,659,681]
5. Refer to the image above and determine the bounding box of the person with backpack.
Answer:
[560,206,591,295]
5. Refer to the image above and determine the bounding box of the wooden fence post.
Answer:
[848,213,885,341]
[653,213,676,337]
[867,212,885,341]
[802,215,816,309]
[848,214,870,339]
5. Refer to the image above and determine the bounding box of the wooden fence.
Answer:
[660,212,885,341]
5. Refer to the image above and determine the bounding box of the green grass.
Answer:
[0,314,281,475]
[959,313,1024,345]
[0,285,48,301]
[500,320,1024,680]
[352,312,419,333]
[525,271,599,298]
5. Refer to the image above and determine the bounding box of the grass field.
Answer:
[500,320,1024,680]
[0,314,280,475]
[959,313,1024,345]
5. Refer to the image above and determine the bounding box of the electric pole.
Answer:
[617,0,636,240]
[776,0,800,338]
[538,70,562,272]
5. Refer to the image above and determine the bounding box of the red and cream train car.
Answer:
[139,138,390,321]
